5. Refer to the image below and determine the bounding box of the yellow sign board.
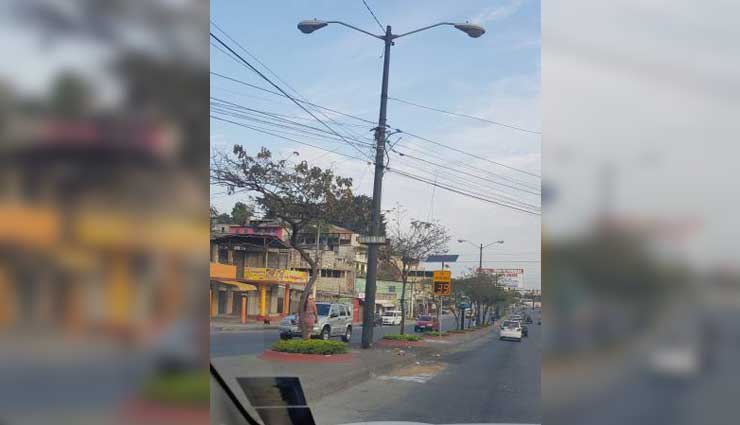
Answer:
[243,267,308,285]
[433,270,451,283]
[432,270,452,296]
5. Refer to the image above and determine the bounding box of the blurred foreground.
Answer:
[544,1,740,424]
[0,1,208,424]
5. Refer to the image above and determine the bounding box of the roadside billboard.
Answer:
[477,268,524,289]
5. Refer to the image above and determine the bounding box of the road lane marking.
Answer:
[377,362,446,384]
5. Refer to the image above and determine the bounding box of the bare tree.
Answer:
[383,206,450,334]
[211,146,353,339]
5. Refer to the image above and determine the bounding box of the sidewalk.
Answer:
[211,326,497,404]
[210,320,280,332]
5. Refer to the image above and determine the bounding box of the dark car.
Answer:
[414,315,439,332]
[525,315,533,324]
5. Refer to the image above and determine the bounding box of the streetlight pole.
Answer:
[458,238,503,329]
[298,19,485,349]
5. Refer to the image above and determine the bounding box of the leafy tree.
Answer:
[49,71,92,118]
[230,201,251,225]
[383,206,450,334]
[211,146,353,339]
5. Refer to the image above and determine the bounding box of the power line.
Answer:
[210,32,372,160]
[389,96,542,135]
[387,167,541,216]
[398,129,541,178]
[361,0,385,32]
[211,115,371,164]
[392,141,541,191]
[214,111,539,215]
[210,21,370,145]
[392,163,541,212]
[211,97,375,147]
[211,72,376,125]
[391,148,541,196]
[211,70,541,180]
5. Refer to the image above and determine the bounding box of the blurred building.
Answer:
[0,117,205,342]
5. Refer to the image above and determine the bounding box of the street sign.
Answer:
[432,270,452,296]
[426,254,459,263]
[432,270,451,283]
[358,235,388,245]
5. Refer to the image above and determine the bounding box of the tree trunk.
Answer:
[294,243,319,341]
[399,272,408,335]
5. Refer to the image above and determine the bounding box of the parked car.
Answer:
[499,320,523,342]
[381,310,403,326]
[278,302,353,342]
[414,315,440,332]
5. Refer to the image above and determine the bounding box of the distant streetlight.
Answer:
[458,239,504,271]
[299,17,485,349]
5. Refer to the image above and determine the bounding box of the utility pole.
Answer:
[297,18,484,349]
[479,243,483,271]
[362,25,393,349]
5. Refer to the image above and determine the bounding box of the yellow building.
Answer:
[210,233,307,322]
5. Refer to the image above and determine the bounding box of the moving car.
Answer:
[381,310,403,326]
[278,302,353,342]
[414,315,440,332]
[499,320,523,342]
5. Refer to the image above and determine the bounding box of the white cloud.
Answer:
[472,0,525,24]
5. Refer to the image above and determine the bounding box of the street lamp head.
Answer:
[497,240,504,244]
[298,19,328,34]
[453,23,486,38]
[457,239,466,243]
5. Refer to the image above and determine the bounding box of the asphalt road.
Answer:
[546,305,740,425]
[313,314,542,425]
[210,315,461,358]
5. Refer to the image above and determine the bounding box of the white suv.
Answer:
[499,320,523,342]
[279,302,353,342]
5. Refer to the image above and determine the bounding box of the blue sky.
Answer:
[211,0,541,287]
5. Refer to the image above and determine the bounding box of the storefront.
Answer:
[210,262,307,322]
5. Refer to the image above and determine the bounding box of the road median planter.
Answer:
[423,331,450,338]
[261,339,353,363]
[120,370,209,424]
[378,334,427,348]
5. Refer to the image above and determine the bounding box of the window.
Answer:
[388,286,396,293]
[339,306,346,317]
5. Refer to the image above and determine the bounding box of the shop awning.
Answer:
[214,280,257,292]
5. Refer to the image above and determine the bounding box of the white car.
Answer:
[499,320,523,342]
[381,310,403,326]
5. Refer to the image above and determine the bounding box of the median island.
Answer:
[271,339,348,355]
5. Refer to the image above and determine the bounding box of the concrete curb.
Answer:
[211,325,280,332]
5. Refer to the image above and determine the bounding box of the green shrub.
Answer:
[141,371,209,405]
[424,331,449,337]
[382,334,422,341]
[272,339,348,355]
